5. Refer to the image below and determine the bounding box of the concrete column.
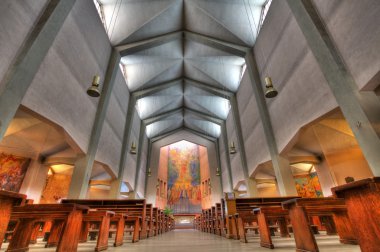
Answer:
[287,0,380,176]
[68,49,121,199]
[245,178,259,197]
[144,140,152,198]
[229,95,251,180]
[215,140,224,193]
[133,121,146,198]
[245,52,297,196]
[221,122,234,191]
[109,96,137,198]
[0,0,76,141]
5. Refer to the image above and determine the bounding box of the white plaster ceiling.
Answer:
[98,0,269,140]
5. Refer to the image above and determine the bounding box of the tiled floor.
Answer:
[1,229,361,252]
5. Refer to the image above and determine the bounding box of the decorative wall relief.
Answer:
[0,153,30,192]
[40,173,72,203]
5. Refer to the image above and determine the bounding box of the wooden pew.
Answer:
[252,206,290,248]
[0,191,26,249]
[145,204,154,237]
[282,198,357,252]
[331,177,380,252]
[62,199,147,242]
[80,210,115,251]
[7,203,88,252]
[224,196,298,241]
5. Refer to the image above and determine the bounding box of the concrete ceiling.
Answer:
[98,0,269,140]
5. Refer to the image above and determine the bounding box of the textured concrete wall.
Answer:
[237,73,270,176]
[0,0,48,93]
[313,0,380,90]
[96,71,129,176]
[21,0,111,152]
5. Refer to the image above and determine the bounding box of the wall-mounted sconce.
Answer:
[264,77,278,98]
[87,75,101,97]
[130,141,137,154]
[147,168,152,177]
[229,141,237,154]
[216,167,220,176]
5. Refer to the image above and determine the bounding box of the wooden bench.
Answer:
[62,199,147,243]
[7,203,88,252]
[332,177,380,252]
[0,191,26,249]
[79,210,115,251]
[282,198,358,252]
[224,196,298,241]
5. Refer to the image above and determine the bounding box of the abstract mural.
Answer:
[167,141,202,213]
[294,172,323,198]
[0,153,30,192]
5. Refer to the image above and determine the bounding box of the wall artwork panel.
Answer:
[0,153,30,192]
[167,141,201,213]
[294,172,324,198]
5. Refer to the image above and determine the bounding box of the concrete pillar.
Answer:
[19,160,49,203]
[245,178,259,197]
[230,95,251,180]
[144,140,152,198]
[133,121,146,198]
[245,52,297,196]
[67,49,121,199]
[215,140,224,193]
[221,122,234,191]
[109,96,137,198]
[0,0,76,141]
[287,0,380,176]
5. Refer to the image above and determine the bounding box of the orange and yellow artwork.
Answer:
[0,153,30,192]
[167,141,201,213]
[294,172,323,198]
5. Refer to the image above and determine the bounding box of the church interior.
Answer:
[0,0,379,251]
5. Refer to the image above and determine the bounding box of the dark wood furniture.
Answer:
[332,177,380,252]
[7,203,88,252]
[0,191,26,249]
[282,198,357,252]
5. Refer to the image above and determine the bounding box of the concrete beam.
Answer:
[221,121,234,191]
[0,0,76,141]
[184,107,223,125]
[133,121,146,197]
[183,127,217,142]
[214,139,224,193]
[245,51,297,196]
[117,31,183,56]
[150,127,184,143]
[143,108,183,125]
[42,157,76,166]
[144,140,152,197]
[109,95,137,198]
[132,78,182,98]
[184,31,249,57]
[287,0,380,176]
[184,78,233,98]
[229,95,251,184]
[68,48,121,199]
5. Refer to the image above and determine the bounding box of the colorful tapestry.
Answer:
[294,172,323,198]
[0,153,30,192]
[167,141,201,213]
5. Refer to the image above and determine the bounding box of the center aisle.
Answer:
[84,229,357,252]
[5,229,360,252]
